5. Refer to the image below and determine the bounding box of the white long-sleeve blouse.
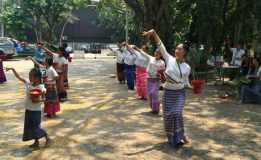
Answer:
[158,43,191,90]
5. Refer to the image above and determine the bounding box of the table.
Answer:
[207,64,240,84]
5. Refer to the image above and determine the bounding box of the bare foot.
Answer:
[29,142,39,149]
[44,137,51,148]
[183,136,190,145]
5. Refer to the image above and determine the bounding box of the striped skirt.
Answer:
[116,63,125,83]
[23,110,47,141]
[0,61,6,83]
[57,72,67,99]
[147,78,160,112]
[44,84,60,115]
[125,64,135,90]
[162,88,186,147]
[136,67,147,98]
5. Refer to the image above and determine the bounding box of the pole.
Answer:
[125,5,128,43]
[0,0,4,37]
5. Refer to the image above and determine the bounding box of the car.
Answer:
[90,43,102,54]
[0,37,16,59]
[65,46,74,54]
[0,48,7,61]
[81,44,91,53]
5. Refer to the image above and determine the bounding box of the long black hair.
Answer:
[181,41,190,55]
[57,46,67,57]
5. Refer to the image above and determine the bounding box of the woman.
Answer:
[108,44,126,83]
[132,45,150,99]
[133,46,165,113]
[123,43,136,90]
[0,59,7,83]
[45,47,68,101]
[241,57,261,104]
[143,29,193,147]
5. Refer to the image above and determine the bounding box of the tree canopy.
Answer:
[98,0,261,53]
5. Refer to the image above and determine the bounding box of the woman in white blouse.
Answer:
[45,46,68,101]
[130,45,149,99]
[143,29,193,147]
[108,43,126,84]
[122,43,136,90]
[132,46,165,113]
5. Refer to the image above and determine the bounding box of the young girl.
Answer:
[6,67,50,149]
[26,56,60,118]
[44,46,68,101]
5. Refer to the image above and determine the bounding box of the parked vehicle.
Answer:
[65,46,74,54]
[90,43,102,54]
[0,48,7,61]
[0,37,16,59]
[81,44,91,53]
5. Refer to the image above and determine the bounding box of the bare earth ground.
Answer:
[0,57,260,160]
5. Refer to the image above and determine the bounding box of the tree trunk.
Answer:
[33,15,42,42]
[233,20,242,47]
[214,0,230,53]
[125,0,173,51]
[60,22,68,46]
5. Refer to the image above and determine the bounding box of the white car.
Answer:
[0,37,16,58]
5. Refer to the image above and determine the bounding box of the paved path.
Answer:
[0,58,260,160]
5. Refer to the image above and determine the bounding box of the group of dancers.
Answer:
[112,29,194,147]
[1,29,196,149]
[2,42,70,149]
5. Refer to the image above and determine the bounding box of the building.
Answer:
[25,4,112,43]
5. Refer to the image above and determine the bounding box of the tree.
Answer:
[0,0,32,40]
[2,0,90,42]
[97,0,139,43]
[124,0,174,51]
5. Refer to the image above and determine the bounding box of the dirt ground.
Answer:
[0,57,260,160]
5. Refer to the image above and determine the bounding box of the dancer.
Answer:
[133,46,150,99]
[108,44,126,83]
[132,46,165,113]
[44,47,68,101]
[0,59,7,83]
[143,29,193,147]
[26,57,60,118]
[6,67,50,149]
[122,43,136,90]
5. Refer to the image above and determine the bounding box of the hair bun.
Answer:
[184,41,191,47]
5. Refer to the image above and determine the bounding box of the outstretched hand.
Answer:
[25,56,32,60]
[5,67,13,72]
[142,29,154,38]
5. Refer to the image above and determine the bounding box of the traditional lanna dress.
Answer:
[114,48,126,83]
[139,50,165,112]
[131,49,149,99]
[123,48,136,90]
[158,42,191,147]
[43,66,60,115]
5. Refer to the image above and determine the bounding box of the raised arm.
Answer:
[142,29,170,61]
[6,68,26,83]
[42,45,53,57]
[26,56,41,67]
[133,46,151,61]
